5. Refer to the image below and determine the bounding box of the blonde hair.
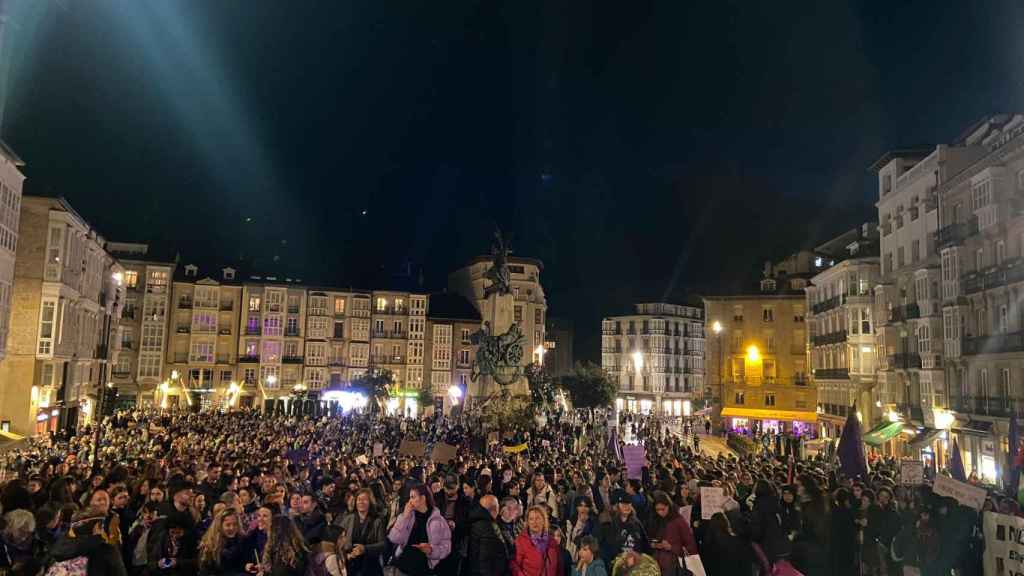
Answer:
[525,505,549,535]
[199,510,241,566]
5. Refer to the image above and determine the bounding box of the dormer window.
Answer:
[760,278,777,292]
[184,264,198,277]
[222,267,236,280]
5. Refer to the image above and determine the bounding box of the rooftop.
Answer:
[427,292,481,321]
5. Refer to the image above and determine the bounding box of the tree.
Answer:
[556,361,618,409]
[417,386,434,412]
[350,369,394,414]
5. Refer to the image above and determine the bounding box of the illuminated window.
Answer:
[124,270,138,288]
[334,297,346,314]
[376,297,387,312]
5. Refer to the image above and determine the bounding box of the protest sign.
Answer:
[622,445,646,480]
[933,474,986,510]
[398,439,427,457]
[355,454,368,465]
[431,442,458,463]
[700,487,725,520]
[983,511,1024,576]
[900,460,924,485]
[503,443,529,454]
[372,442,384,457]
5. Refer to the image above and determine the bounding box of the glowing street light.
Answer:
[267,375,277,386]
[746,345,761,362]
[632,350,644,372]
[534,344,546,365]
[712,321,722,335]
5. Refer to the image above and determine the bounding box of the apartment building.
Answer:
[449,256,547,386]
[601,303,704,416]
[425,292,479,413]
[0,142,23,364]
[871,137,988,467]
[805,226,881,439]
[705,261,815,434]
[0,197,123,436]
[543,317,574,377]
[238,278,307,412]
[926,114,1024,482]
[106,243,176,408]
[165,265,243,411]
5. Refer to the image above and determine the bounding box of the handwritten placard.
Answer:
[398,439,427,457]
[900,460,924,485]
[700,487,725,520]
[933,474,987,510]
[431,442,458,464]
[372,442,384,457]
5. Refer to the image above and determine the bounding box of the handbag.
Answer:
[683,554,707,576]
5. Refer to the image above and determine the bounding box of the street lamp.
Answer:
[712,321,724,426]
[746,345,761,363]
[631,351,644,413]
[534,344,546,366]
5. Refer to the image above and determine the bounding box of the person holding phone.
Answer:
[386,484,451,576]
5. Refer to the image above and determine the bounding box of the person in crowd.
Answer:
[465,494,509,576]
[527,473,559,520]
[571,535,607,576]
[750,480,791,565]
[701,512,752,576]
[511,505,562,576]
[47,507,128,576]
[386,483,451,576]
[254,515,309,576]
[566,495,597,561]
[597,489,650,565]
[0,509,40,572]
[336,488,386,576]
[779,484,802,541]
[298,493,327,545]
[198,509,247,575]
[645,490,696,575]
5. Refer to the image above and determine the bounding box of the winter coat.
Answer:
[828,506,857,576]
[749,497,791,561]
[298,509,328,545]
[570,558,608,576]
[646,514,697,576]
[465,504,510,576]
[526,485,560,519]
[511,531,562,576]
[47,532,129,576]
[701,529,754,576]
[597,514,650,566]
[386,507,451,570]
[146,516,199,575]
[336,512,386,576]
[197,535,247,575]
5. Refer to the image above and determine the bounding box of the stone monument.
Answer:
[471,229,527,399]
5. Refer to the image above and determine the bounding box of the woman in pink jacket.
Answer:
[511,506,562,576]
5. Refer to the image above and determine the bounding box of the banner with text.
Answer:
[933,474,987,510]
[983,511,1024,576]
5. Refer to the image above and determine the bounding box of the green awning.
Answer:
[862,421,904,446]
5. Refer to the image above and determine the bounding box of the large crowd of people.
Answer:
[0,407,1004,576]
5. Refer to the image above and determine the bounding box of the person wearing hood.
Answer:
[46,507,128,576]
[779,485,802,541]
[466,495,509,576]
[749,480,791,564]
[596,489,650,566]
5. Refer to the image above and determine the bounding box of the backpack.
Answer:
[45,556,88,576]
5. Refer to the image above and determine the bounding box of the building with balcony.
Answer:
[704,262,816,434]
[425,292,479,415]
[601,302,704,416]
[449,255,547,397]
[166,264,242,411]
[106,242,177,408]
[805,225,881,438]
[544,317,574,378]
[0,142,24,366]
[0,197,123,436]
[928,113,1024,482]
[239,278,307,411]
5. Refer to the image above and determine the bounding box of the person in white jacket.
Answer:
[526,473,559,520]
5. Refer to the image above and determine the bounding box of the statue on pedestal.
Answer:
[483,229,512,298]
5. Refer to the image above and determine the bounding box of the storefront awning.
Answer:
[0,430,24,441]
[908,428,943,451]
[862,421,904,446]
[720,407,818,423]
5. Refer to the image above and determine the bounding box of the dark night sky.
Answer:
[3,1,1024,361]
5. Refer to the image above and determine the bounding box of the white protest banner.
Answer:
[933,474,987,510]
[622,445,647,480]
[700,487,725,520]
[983,511,1024,576]
[900,460,924,485]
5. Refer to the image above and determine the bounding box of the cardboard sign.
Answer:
[487,432,499,445]
[700,487,725,520]
[983,511,1024,576]
[933,474,987,510]
[431,442,458,464]
[398,439,427,457]
[372,442,384,457]
[900,460,924,485]
[355,454,368,465]
[622,445,647,480]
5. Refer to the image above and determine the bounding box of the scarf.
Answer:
[530,532,550,555]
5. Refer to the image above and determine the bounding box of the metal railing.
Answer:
[935,217,979,247]
[886,353,922,370]
[812,295,842,314]
[888,303,920,323]
[962,331,1024,355]
[811,330,847,346]
[282,355,304,364]
[950,395,1024,418]
[814,368,849,380]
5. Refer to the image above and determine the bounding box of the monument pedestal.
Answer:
[480,293,529,397]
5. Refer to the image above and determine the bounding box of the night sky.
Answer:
[3,1,1024,361]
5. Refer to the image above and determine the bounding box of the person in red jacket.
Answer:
[512,505,562,576]
[645,491,697,576]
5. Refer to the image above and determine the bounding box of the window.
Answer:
[124,270,138,289]
[147,270,167,293]
[762,307,774,322]
[534,308,543,324]
[263,316,282,337]
[286,317,298,335]
[190,341,214,363]
[248,296,261,312]
[980,368,990,399]
[766,334,776,353]
[334,297,346,315]
[1001,368,1011,400]
[221,370,233,383]
[394,297,405,312]
[765,392,776,407]
[333,321,344,338]
[432,325,452,370]
[243,368,257,385]
[1000,305,1009,334]
[733,305,744,322]
[734,390,745,405]
[192,312,217,333]
[309,296,328,316]
[885,252,893,274]
[918,325,930,354]
[393,320,403,334]
[376,297,387,312]
[307,343,326,366]
[897,246,905,268]
[514,306,523,323]
[262,341,281,363]
[461,328,471,343]
[283,340,298,358]
[976,248,985,272]
[912,239,920,263]
[374,319,385,335]
[139,354,162,378]
[459,349,470,365]
[997,241,1006,266]
[793,306,805,323]
[38,300,56,355]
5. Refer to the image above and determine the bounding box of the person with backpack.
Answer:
[46,507,128,576]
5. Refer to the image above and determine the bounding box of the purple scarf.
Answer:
[530,532,550,555]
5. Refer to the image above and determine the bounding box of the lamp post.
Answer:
[632,350,644,414]
[712,321,724,427]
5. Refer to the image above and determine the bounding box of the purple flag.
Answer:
[949,437,967,482]
[836,405,868,479]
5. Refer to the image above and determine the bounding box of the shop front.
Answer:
[862,420,904,456]
[719,407,818,436]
